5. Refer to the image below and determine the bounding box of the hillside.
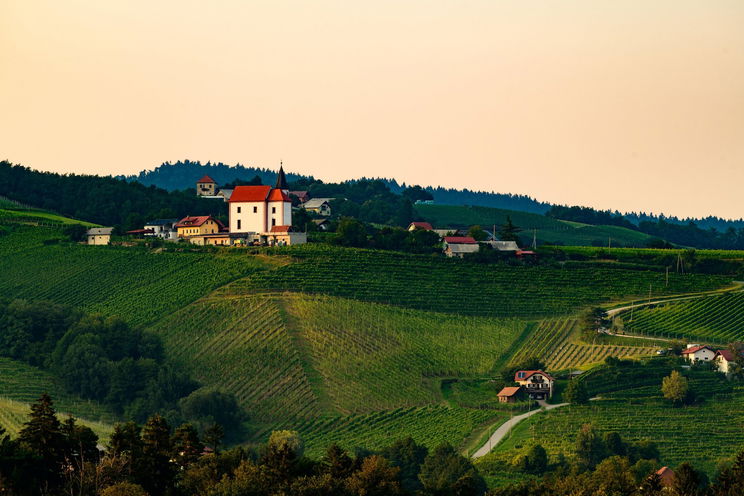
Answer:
[415,204,655,248]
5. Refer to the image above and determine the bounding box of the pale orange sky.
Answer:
[1,0,743,218]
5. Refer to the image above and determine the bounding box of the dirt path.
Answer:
[471,400,568,459]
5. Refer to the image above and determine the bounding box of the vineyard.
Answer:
[507,320,657,371]
[485,380,743,473]
[0,227,269,326]
[414,205,655,247]
[618,291,744,343]
[293,405,507,458]
[217,245,730,319]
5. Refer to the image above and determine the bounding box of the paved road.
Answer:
[471,400,568,459]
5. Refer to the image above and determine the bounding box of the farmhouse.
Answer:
[144,218,178,240]
[408,221,433,231]
[442,236,479,258]
[681,344,716,363]
[303,198,332,217]
[714,349,742,375]
[86,227,113,245]
[497,386,523,404]
[514,370,554,399]
[175,216,224,239]
[656,466,675,487]
[196,175,217,196]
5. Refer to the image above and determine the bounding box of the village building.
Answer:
[228,167,307,245]
[514,370,554,400]
[144,219,178,240]
[175,216,225,240]
[303,198,332,217]
[408,221,433,231]
[681,344,716,363]
[442,236,479,258]
[714,349,742,375]
[86,227,113,245]
[484,240,520,252]
[497,386,523,404]
[289,190,310,204]
[196,175,217,196]
[656,466,675,487]
[216,189,233,202]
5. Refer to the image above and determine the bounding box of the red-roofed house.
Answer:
[497,386,523,404]
[656,466,675,487]
[443,236,479,258]
[227,167,306,245]
[681,344,715,363]
[196,175,217,196]
[408,221,433,231]
[514,370,554,399]
[715,349,743,375]
[175,216,225,240]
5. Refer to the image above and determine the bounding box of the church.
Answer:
[228,167,306,245]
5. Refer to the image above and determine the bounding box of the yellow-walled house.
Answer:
[86,227,113,245]
[175,216,225,240]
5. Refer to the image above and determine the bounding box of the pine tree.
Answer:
[139,414,173,496]
[18,393,66,491]
[171,423,203,469]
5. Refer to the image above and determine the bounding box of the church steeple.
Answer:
[274,162,288,191]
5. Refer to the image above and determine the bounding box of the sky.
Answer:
[1,1,743,219]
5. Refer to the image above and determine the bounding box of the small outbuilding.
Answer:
[442,236,479,258]
[408,221,433,231]
[86,227,113,245]
[497,386,523,404]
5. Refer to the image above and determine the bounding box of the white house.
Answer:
[681,344,716,363]
[514,370,554,399]
[484,240,520,252]
[408,222,433,231]
[442,236,479,258]
[144,219,178,240]
[303,198,332,217]
[714,349,742,375]
[86,227,113,245]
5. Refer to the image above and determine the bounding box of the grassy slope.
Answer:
[415,204,654,247]
[0,358,115,439]
[619,291,744,343]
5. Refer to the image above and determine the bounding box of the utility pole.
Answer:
[665,266,669,287]
[532,229,537,250]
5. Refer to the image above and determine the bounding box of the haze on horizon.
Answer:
[1,0,743,219]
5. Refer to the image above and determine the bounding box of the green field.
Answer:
[479,376,740,473]
[619,291,744,343]
[0,207,99,226]
[415,204,656,247]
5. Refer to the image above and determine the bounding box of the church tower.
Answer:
[274,163,289,193]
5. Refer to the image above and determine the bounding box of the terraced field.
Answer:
[484,382,742,473]
[619,291,744,343]
[294,405,507,458]
[0,227,269,325]
[218,246,729,319]
[507,320,657,371]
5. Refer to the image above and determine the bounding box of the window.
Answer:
[253,206,258,213]
[237,220,241,230]
[237,207,241,213]
[272,218,276,226]
[272,207,276,214]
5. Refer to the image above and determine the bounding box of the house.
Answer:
[86,227,113,245]
[514,370,554,400]
[144,219,179,240]
[442,236,479,258]
[497,386,523,404]
[312,219,331,231]
[289,191,310,204]
[484,240,520,252]
[303,198,332,217]
[196,175,217,196]
[228,167,307,245]
[408,221,433,231]
[175,216,225,240]
[680,344,716,363]
[714,349,742,375]
[125,228,155,237]
[656,466,675,487]
[216,189,233,202]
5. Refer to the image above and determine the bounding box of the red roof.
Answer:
[409,222,433,230]
[516,250,536,256]
[174,216,223,228]
[269,225,293,233]
[681,345,714,355]
[196,175,216,184]
[514,370,554,382]
[289,191,309,201]
[267,189,291,202]
[497,386,522,397]
[229,185,272,203]
[125,228,154,235]
[444,236,477,244]
[656,467,675,486]
[715,349,742,362]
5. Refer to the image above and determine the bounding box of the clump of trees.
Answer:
[333,217,441,253]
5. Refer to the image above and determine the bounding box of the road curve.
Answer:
[471,401,568,459]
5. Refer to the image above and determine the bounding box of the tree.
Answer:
[638,471,664,496]
[592,456,636,495]
[418,443,486,495]
[345,455,402,496]
[673,462,708,496]
[661,370,689,405]
[498,216,523,245]
[171,423,203,468]
[63,224,88,242]
[574,424,606,471]
[334,217,369,248]
[524,444,547,474]
[467,225,488,242]
[381,437,428,492]
[564,379,590,405]
[178,389,244,440]
[322,443,354,479]
[401,185,433,203]
[100,482,149,496]
[139,415,173,496]
[18,393,66,491]
[203,423,224,454]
